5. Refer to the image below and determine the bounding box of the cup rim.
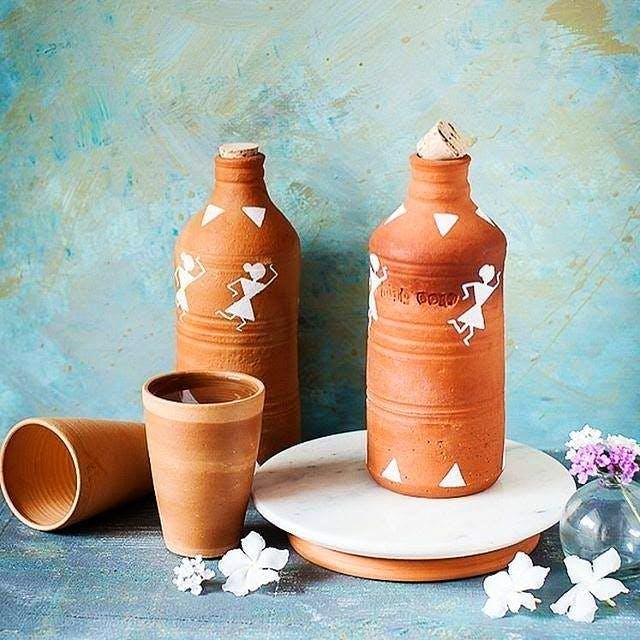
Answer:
[0,418,82,531]
[142,370,265,415]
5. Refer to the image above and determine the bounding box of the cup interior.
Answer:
[146,371,263,405]
[1,422,79,529]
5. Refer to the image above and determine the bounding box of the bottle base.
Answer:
[367,462,501,498]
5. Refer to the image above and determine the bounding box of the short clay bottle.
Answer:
[366,130,507,498]
[174,143,301,462]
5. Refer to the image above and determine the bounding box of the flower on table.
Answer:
[218,531,289,597]
[550,548,629,623]
[172,555,214,595]
[482,552,550,618]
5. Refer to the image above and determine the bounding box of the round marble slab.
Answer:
[253,431,575,560]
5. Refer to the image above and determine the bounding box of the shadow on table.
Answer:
[60,494,161,537]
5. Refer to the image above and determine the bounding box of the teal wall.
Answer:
[0,0,638,448]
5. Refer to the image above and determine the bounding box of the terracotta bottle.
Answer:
[366,153,507,498]
[174,144,300,462]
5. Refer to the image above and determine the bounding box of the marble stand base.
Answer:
[253,431,575,582]
[289,533,541,582]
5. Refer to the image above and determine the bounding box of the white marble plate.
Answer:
[253,431,575,560]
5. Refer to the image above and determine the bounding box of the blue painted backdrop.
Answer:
[0,0,638,448]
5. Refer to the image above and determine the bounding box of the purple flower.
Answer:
[569,443,609,484]
[607,445,640,485]
[565,426,639,486]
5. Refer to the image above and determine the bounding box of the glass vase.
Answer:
[560,478,640,579]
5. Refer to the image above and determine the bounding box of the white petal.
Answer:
[564,555,594,584]
[222,568,250,597]
[173,577,189,592]
[550,584,581,615]
[245,565,280,592]
[513,565,550,592]
[483,571,513,598]
[241,531,266,562]
[508,552,533,578]
[516,592,538,612]
[590,577,629,601]
[187,575,202,589]
[218,548,252,577]
[567,590,598,623]
[257,547,289,571]
[592,548,621,579]
[482,596,509,619]
[200,568,215,580]
[189,583,203,596]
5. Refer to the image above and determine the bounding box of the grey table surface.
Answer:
[1,457,639,640]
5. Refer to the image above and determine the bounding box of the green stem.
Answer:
[620,483,640,527]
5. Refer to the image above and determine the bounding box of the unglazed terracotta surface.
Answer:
[0,417,152,531]
[142,370,264,558]
[367,154,508,497]
[174,150,301,463]
[289,534,540,582]
[253,431,575,559]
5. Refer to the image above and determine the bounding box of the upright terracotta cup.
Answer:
[142,370,264,557]
[0,418,152,531]
[174,143,300,463]
[367,154,507,498]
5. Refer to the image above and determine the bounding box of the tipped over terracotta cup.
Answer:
[0,417,152,531]
[142,370,264,557]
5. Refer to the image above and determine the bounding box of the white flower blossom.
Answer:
[565,425,603,460]
[172,555,214,595]
[550,548,629,623]
[218,531,289,597]
[482,552,550,618]
[606,434,640,457]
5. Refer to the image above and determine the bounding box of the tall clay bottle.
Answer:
[174,143,300,462]
[366,131,507,498]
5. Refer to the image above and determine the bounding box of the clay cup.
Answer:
[142,370,264,557]
[0,417,152,531]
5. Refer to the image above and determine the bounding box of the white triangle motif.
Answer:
[476,207,496,227]
[202,204,225,226]
[242,206,266,228]
[433,213,459,237]
[384,203,407,225]
[438,463,466,488]
[381,458,401,483]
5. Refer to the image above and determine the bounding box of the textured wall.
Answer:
[0,0,638,448]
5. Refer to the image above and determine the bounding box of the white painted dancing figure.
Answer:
[368,253,388,329]
[216,262,278,331]
[174,252,206,318]
[448,264,501,346]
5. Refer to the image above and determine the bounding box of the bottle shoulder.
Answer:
[369,204,507,265]
[177,199,301,259]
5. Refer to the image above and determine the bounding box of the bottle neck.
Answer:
[406,154,472,206]
[213,153,268,198]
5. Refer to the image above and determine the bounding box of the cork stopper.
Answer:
[218,142,260,159]
[416,121,471,160]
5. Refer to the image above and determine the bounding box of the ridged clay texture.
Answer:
[142,371,265,557]
[174,151,300,463]
[367,154,507,498]
[0,417,152,531]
